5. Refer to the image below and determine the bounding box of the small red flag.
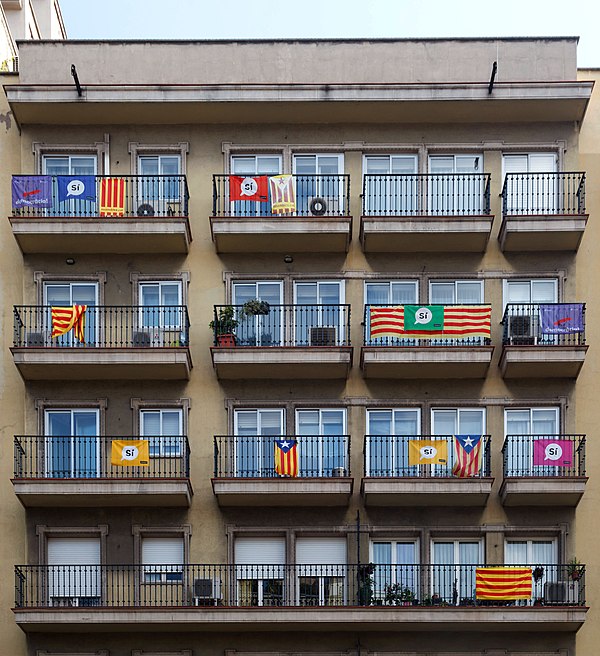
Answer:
[229,176,269,202]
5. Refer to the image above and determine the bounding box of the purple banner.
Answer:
[539,303,584,334]
[12,175,52,208]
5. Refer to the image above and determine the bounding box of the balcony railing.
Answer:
[364,304,491,347]
[213,435,350,478]
[13,305,190,348]
[362,173,491,217]
[14,563,584,608]
[502,434,586,478]
[501,303,586,347]
[212,174,350,217]
[364,435,491,478]
[501,172,585,216]
[212,304,350,347]
[13,435,190,479]
[11,175,189,218]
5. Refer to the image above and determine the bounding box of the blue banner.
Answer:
[11,175,52,208]
[57,175,97,203]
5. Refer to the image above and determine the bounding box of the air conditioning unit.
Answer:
[544,581,566,604]
[137,203,155,217]
[308,196,341,216]
[193,577,222,606]
[507,315,535,345]
[26,332,46,346]
[51,596,83,607]
[310,326,337,346]
[331,467,346,477]
[133,331,152,347]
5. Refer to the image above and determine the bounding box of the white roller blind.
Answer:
[142,537,183,564]
[235,537,285,564]
[296,538,347,564]
[47,538,100,599]
[48,538,100,564]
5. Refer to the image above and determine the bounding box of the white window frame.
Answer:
[502,278,559,308]
[365,408,421,477]
[293,280,346,346]
[233,408,285,477]
[141,536,185,584]
[42,154,98,175]
[234,536,286,607]
[295,408,347,477]
[139,280,183,335]
[140,408,184,458]
[296,537,347,606]
[369,538,420,604]
[232,280,284,347]
[428,279,484,304]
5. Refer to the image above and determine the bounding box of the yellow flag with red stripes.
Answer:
[51,305,86,343]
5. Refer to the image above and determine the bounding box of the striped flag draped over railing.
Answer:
[475,567,532,600]
[51,305,86,343]
[100,178,126,216]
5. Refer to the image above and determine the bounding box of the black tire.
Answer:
[309,197,327,216]
[137,203,155,217]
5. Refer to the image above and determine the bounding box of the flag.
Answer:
[229,175,269,202]
[269,175,296,214]
[51,305,87,343]
[274,439,298,477]
[110,440,150,467]
[533,439,574,467]
[100,178,126,216]
[57,175,97,203]
[12,175,53,208]
[540,304,584,334]
[452,434,484,478]
[369,305,491,340]
[408,439,447,466]
[475,567,532,600]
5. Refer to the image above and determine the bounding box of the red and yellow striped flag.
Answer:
[269,175,296,214]
[51,305,87,343]
[100,178,126,216]
[475,567,532,600]
[369,305,492,340]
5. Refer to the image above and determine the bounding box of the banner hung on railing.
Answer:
[452,434,483,478]
[269,175,296,214]
[539,303,584,334]
[111,440,150,466]
[532,439,574,467]
[408,439,447,466]
[51,305,87,343]
[475,567,532,600]
[100,178,126,216]
[11,175,53,208]
[274,439,298,477]
[370,305,492,339]
[229,175,269,202]
[57,175,97,203]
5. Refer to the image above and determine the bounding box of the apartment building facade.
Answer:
[1,35,598,656]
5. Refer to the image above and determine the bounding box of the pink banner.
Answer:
[532,439,574,467]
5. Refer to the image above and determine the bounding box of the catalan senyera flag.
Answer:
[269,175,296,214]
[408,439,448,466]
[452,434,484,478]
[100,177,126,216]
[369,305,492,340]
[475,567,532,600]
[110,440,150,467]
[274,439,298,477]
[51,305,87,343]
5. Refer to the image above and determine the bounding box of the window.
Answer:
[231,155,281,216]
[142,537,184,583]
[232,281,283,346]
[371,540,419,604]
[364,280,418,344]
[293,154,344,214]
[503,279,559,345]
[431,408,486,476]
[235,537,285,606]
[138,155,182,211]
[296,409,347,476]
[294,280,345,346]
[44,282,98,345]
[363,155,418,214]
[503,278,558,307]
[428,154,484,214]
[296,537,346,606]
[47,537,101,606]
[503,153,557,213]
[140,409,183,457]
[234,409,285,477]
[505,539,558,600]
[45,409,99,479]
[431,539,482,604]
[139,281,183,342]
[504,408,560,476]
[365,408,420,476]
[42,155,98,215]
[429,280,483,304]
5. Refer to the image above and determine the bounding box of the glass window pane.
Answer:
[297,411,319,435]
[260,410,283,434]
[161,283,180,305]
[317,157,340,175]
[256,157,281,175]
[365,157,390,174]
[368,410,392,434]
[458,410,484,434]
[142,411,161,435]
[430,283,455,304]
[46,412,71,436]
[531,280,557,303]
[391,156,417,174]
[394,410,419,435]
[506,410,531,434]
[318,283,341,305]
[43,157,70,175]
[295,283,317,305]
[321,410,344,435]
[429,157,454,174]
[432,410,456,435]
[232,157,257,175]
[294,156,316,175]
[161,411,181,435]
[391,282,418,304]
[141,284,160,306]
[45,285,71,305]
[456,282,483,304]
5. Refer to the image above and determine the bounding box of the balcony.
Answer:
[14,563,586,633]
[212,434,352,506]
[210,174,351,253]
[500,434,587,507]
[362,435,492,506]
[9,174,191,254]
[210,304,352,380]
[360,174,493,253]
[499,303,587,378]
[12,435,192,507]
[360,304,493,379]
[499,172,587,251]
[11,305,192,380]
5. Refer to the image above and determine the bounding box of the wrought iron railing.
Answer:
[364,435,491,478]
[501,303,586,347]
[212,174,350,217]
[13,305,190,348]
[501,172,586,216]
[14,563,585,608]
[11,175,189,218]
[211,304,351,347]
[362,173,491,216]
[213,434,350,478]
[13,435,190,479]
[502,434,586,478]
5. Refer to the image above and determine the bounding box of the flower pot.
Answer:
[217,333,236,347]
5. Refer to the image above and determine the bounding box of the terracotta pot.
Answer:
[217,333,236,347]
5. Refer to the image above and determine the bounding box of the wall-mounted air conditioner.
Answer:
[310,326,337,346]
[507,315,535,345]
[193,577,222,606]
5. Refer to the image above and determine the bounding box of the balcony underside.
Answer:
[360,216,493,253]
[361,347,493,379]
[14,605,587,633]
[212,478,353,507]
[499,215,587,252]
[211,347,352,380]
[499,346,587,379]
[361,477,493,507]
[11,348,192,380]
[12,479,193,507]
[500,477,587,507]
[9,217,192,254]
[210,217,351,253]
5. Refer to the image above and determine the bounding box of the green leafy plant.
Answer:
[566,557,584,581]
[384,582,415,605]
[209,306,239,335]
[357,563,376,606]
[242,299,270,316]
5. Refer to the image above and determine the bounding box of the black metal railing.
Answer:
[364,304,491,347]
[11,174,189,218]
[501,303,586,346]
[13,305,190,348]
[362,173,491,216]
[212,174,350,217]
[213,435,350,478]
[13,435,190,480]
[212,304,350,347]
[14,563,584,608]
[502,434,586,478]
[501,172,585,216]
[364,435,491,478]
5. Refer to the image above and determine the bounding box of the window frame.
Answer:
[133,525,191,585]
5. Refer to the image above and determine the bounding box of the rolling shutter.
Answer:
[47,537,100,599]
[235,537,285,579]
[296,537,347,576]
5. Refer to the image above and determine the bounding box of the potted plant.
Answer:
[532,566,544,582]
[357,563,376,606]
[384,582,416,606]
[566,557,584,581]
[242,299,270,316]
[209,306,239,347]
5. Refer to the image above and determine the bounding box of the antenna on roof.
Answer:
[488,61,497,95]
[71,64,83,97]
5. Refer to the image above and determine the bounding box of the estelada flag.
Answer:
[111,440,150,467]
[100,178,126,216]
[229,175,269,202]
[476,567,532,600]
[51,305,87,343]
[452,434,484,478]
[408,439,447,466]
[269,175,296,214]
[274,439,298,477]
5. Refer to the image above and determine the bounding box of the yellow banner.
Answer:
[111,440,150,466]
[408,439,448,466]
[269,174,296,214]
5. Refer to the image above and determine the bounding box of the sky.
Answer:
[60,0,600,67]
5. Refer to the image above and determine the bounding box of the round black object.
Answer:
[137,203,155,217]
[310,197,327,216]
